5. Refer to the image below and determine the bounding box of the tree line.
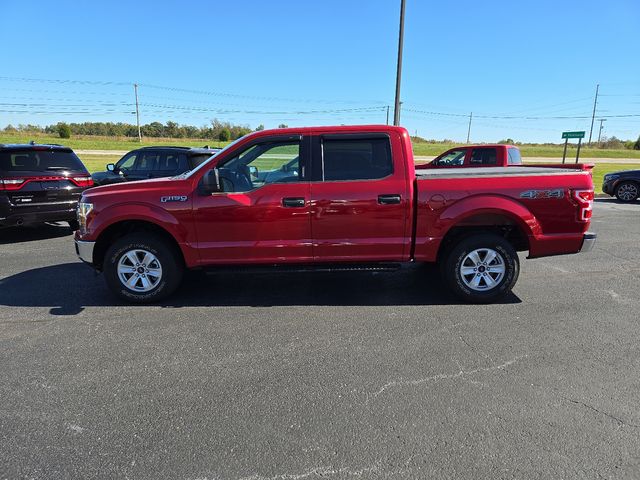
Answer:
[2,119,272,141]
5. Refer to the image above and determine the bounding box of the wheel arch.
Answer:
[93,219,185,271]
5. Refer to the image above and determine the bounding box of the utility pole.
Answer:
[597,118,607,144]
[386,105,390,125]
[466,112,473,143]
[393,0,406,126]
[134,83,142,142]
[588,83,599,145]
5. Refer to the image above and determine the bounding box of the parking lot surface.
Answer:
[1,199,639,479]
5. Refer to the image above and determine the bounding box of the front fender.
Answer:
[88,202,188,244]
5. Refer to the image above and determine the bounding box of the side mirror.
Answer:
[106,163,116,172]
[199,168,222,195]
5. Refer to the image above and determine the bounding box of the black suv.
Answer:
[0,143,93,229]
[91,146,221,186]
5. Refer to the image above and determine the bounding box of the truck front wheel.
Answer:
[443,233,519,303]
[104,233,183,303]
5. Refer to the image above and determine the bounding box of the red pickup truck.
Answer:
[417,144,523,169]
[74,125,595,304]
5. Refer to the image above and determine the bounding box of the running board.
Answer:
[203,263,402,275]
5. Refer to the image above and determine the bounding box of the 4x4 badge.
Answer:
[160,195,188,203]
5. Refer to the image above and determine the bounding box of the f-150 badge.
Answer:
[160,195,188,203]
[520,189,564,199]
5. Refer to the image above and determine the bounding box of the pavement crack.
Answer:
[565,398,640,428]
[238,465,378,480]
[370,355,526,401]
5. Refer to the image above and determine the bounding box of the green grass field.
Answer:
[2,132,640,159]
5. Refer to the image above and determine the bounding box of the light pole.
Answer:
[393,0,406,126]
[597,118,607,144]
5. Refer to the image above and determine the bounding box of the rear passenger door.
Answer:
[309,133,411,262]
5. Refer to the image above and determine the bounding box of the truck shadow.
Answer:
[0,223,72,245]
[0,262,521,315]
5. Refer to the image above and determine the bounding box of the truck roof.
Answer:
[254,125,408,137]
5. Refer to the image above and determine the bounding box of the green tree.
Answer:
[255,124,264,131]
[635,135,640,150]
[219,128,231,142]
[278,123,288,129]
[57,123,71,139]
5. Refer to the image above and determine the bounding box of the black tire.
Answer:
[615,181,639,203]
[442,233,519,304]
[103,233,183,303]
[68,219,80,232]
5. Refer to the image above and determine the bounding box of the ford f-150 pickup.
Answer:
[74,125,596,304]
[417,144,522,169]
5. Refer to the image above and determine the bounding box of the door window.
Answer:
[117,153,137,172]
[433,149,466,166]
[507,148,522,165]
[321,137,392,181]
[218,141,301,192]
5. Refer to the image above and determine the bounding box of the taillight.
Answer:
[0,178,26,191]
[572,189,594,221]
[71,177,94,187]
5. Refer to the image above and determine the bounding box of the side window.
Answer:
[470,148,497,165]
[507,148,522,165]
[434,149,466,167]
[158,153,182,173]
[322,137,392,181]
[137,152,160,171]
[218,141,301,193]
[117,153,137,172]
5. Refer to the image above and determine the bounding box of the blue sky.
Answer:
[0,0,638,143]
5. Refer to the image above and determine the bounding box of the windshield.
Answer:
[184,137,246,178]
[0,149,86,172]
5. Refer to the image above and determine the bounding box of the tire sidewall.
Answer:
[446,235,519,303]
[104,235,180,303]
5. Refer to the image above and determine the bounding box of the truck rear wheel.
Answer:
[104,233,183,303]
[443,233,519,303]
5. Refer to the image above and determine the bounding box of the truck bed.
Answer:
[415,166,590,179]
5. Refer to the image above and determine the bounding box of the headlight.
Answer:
[77,202,94,234]
[604,174,620,181]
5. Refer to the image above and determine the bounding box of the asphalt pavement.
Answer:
[1,199,639,480]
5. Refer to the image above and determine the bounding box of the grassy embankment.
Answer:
[2,132,638,193]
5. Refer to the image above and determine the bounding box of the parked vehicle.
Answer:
[74,126,595,304]
[91,146,221,186]
[0,143,93,229]
[417,144,522,169]
[602,170,640,202]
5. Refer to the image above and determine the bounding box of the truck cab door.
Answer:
[309,133,412,262]
[192,135,312,264]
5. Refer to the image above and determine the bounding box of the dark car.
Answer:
[0,143,93,229]
[91,146,221,186]
[602,170,640,202]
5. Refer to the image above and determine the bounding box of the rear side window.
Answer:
[322,137,392,181]
[507,148,522,165]
[470,148,497,165]
[0,150,85,172]
[190,153,214,168]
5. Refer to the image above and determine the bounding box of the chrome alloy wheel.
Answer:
[117,249,163,292]
[460,248,506,291]
[617,183,638,202]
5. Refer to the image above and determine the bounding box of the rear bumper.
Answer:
[75,239,95,264]
[580,232,597,253]
[0,197,77,227]
[528,231,596,258]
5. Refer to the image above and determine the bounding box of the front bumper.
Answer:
[580,232,597,253]
[75,239,95,264]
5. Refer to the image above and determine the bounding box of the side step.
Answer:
[203,263,403,275]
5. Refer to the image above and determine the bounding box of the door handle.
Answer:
[282,197,306,208]
[378,194,401,205]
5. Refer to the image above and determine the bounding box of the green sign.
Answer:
[562,131,585,139]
